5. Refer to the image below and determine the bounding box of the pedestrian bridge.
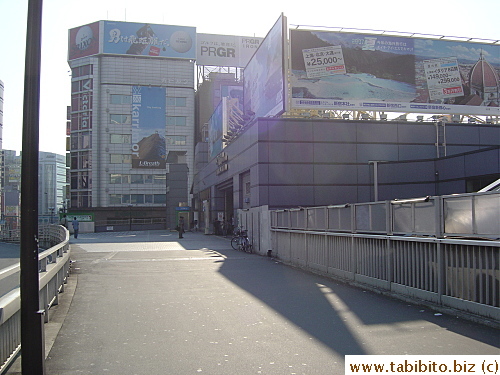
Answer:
[0,226,498,374]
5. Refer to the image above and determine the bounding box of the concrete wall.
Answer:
[192,117,500,210]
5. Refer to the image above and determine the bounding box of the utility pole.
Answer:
[20,0,45,374]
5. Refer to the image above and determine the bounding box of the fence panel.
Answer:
[306,233,327,273]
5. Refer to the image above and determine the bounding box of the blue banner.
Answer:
[104,21,196,59]
[131,86,166,169]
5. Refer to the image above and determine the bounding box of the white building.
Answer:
[38,151,68,220]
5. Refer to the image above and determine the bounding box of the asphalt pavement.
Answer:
[6,230,499,374]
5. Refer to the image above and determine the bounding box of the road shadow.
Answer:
[216,248,500,356]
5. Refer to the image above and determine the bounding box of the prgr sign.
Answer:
[197,34,263,67]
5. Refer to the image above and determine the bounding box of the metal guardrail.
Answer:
[271,230,499,322]
[0,225,71,374]
[270,191,500,323]
[272,191,500,239]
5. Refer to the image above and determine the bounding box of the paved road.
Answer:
[39,230,498,374]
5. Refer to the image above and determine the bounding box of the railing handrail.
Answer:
[0,224,71,373]
[271,190,500,240]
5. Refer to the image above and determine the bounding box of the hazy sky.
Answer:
[1,0,499,155]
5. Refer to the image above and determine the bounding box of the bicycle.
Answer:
[231,227,252,253]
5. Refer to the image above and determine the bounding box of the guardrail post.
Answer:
[437,241,445,305]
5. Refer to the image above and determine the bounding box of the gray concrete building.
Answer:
[192,117,500,229]
[67,21,196,229]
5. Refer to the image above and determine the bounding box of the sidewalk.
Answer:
[9,230,500,374]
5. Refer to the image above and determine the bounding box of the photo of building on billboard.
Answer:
[243,14,287,120]
[290,29,500,116]
[131,86,166,169]
[103,21,196,59]
[68,22,100,60]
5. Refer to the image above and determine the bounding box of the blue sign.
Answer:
[103,21,196,59]
[131,86,166,169]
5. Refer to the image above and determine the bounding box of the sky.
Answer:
[0,0,499,156]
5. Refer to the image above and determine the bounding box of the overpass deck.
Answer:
[4,231,499,374]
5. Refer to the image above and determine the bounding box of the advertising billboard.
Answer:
[68,22,100,60]
[103,21,196,59]
[243,14,287,120]
[131,86,166,169]
[197,34,263,67]
[290,29,500,116]
[208,98,227,159]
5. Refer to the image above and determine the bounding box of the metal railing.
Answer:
[270,191,500,323]
[0,225,71,373]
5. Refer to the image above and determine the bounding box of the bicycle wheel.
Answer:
[231,236,239,250]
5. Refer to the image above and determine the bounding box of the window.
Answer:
[109,195,122,205]
[166,136,187,145]
[154,194,166,204]
[70,172,91,189]
[80,153,91,169]
[71,79,93,93]
[131,174,144,184]
[154,175,166,184]
[166,97,186,107]
[110,154,131,164]
[110,134,131,144]
[70,132,91,150]
[131,195,144,204]
[71,152,91,169]
[109,194,164,206]
[72,65,93,78]
[110,94,132,105]
[167,116,187,126]
[110,174,131,184]
[110,114,131,124]
[71,112,92,130]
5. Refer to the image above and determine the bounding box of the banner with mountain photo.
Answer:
[131,86,166,169]
[290,29,500,116]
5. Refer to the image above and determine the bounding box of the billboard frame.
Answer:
[242,13,288,122]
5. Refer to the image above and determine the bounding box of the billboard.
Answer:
[208,98,227,159]
[131,86,166,169]
[103,21,196,59]
[290,29,500,116]
[243,14,287,120]
[68,22,100,60]
[197,34,263,67]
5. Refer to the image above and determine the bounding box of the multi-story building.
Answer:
[0,150,21,232]
[67,21,196,229]
[0,80,3,149]
[38,151,68,221]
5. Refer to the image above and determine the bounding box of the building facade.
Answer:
[38,151,68,221]
[0,149,21,232]
[67,22,196,228]
[0,80,3,149]
[192,117,500,231]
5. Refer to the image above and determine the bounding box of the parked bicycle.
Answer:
[231,227,252,253]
